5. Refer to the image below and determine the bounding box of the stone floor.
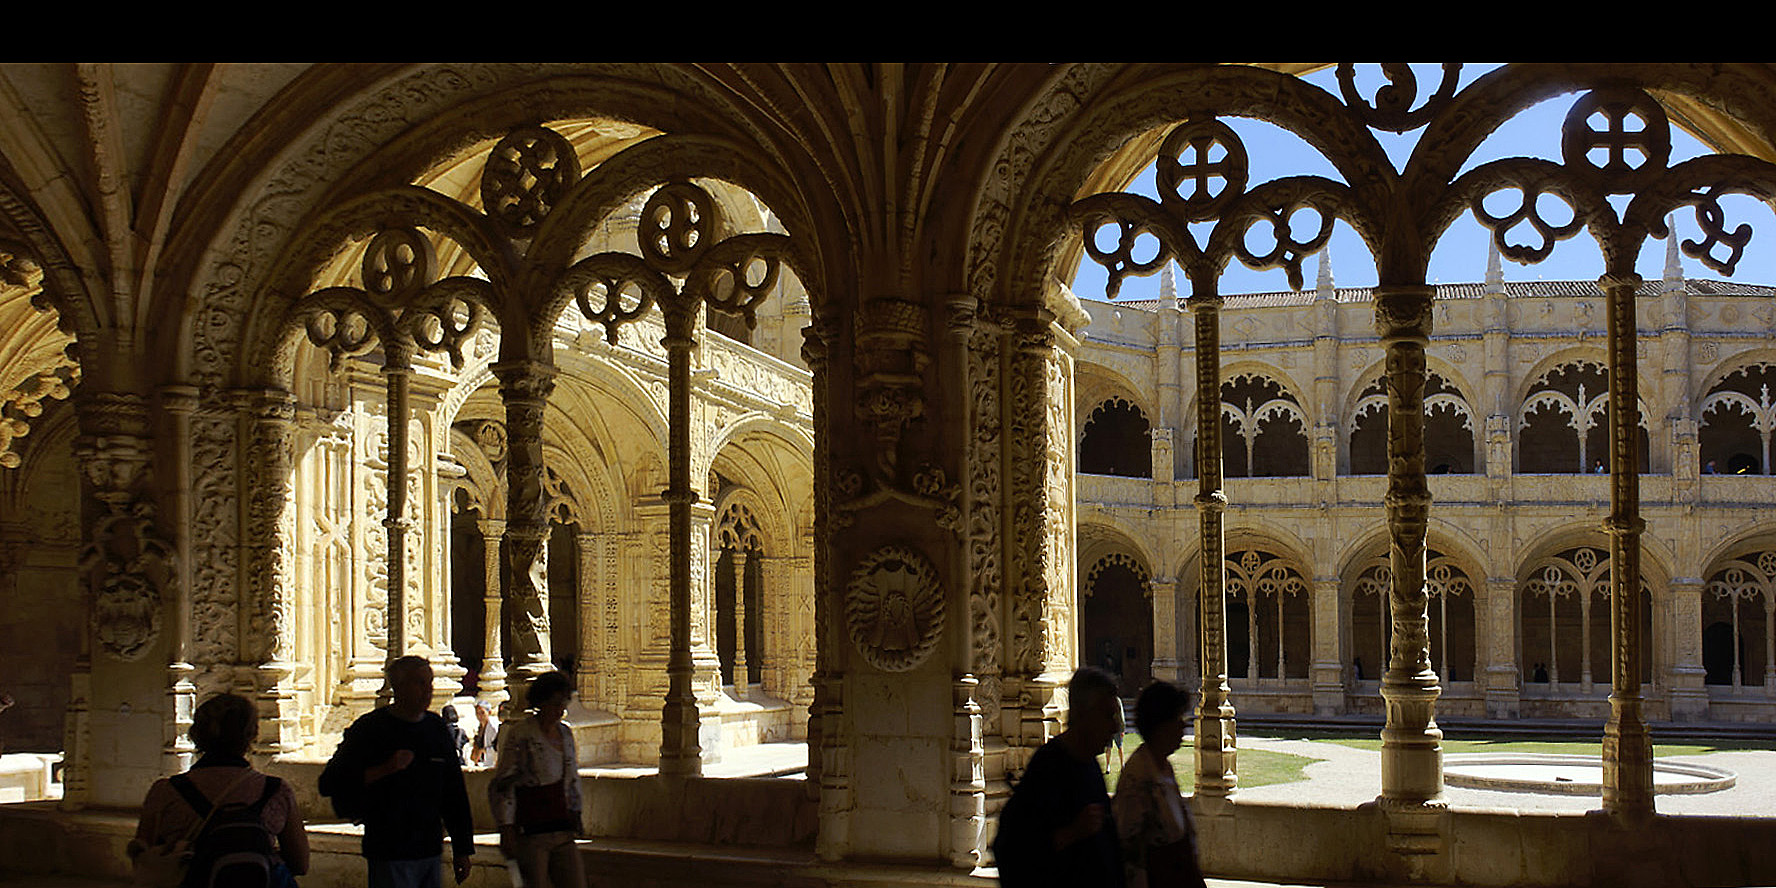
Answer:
[6,732,1773,888]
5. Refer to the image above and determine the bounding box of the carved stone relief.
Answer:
[845,544,945,672]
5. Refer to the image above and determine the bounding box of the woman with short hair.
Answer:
[489,670,586,888]
[129,693,310,886]
[1112,680,1206,888]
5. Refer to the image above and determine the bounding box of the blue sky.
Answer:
[1070,64,1776,301]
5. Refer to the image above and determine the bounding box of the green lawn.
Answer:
[1100,734,1318,790]
[1299,734,1771,757]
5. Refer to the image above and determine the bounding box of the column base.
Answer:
[1194,704,1238,798]
[1377,796,1449,881]
[1311,661,1345,716]
[1484,664,1520,719]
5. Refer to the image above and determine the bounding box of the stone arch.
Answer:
[0,398,81,751]
[1516,352,1651,474]
[1344,357,1480,475]
[1219,364,1310,477]
[156,64,839,391]
[1076,523,1154,697]
[1699,540,1776,689]
[1079,395,1152,477]
[1515,527,1661,693]
[1337,525,1483,686]
[1696,356,1776,475]
[709,418,812,705]
[1216,531,1313,682]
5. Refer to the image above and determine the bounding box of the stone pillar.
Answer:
[1664,579,1707,719]
[1188,291,1236,799]
[477,519,509,706]
[1374,286,1444,802]
[158,385,199,773]
[657,290,703,777]
[495,360,557,692]
[381,351,414,670]
[804,314,848,855]
[245,388,299,753]
[1374,285,1446,869]
[71,391,171,806]
[577,530,599,702]
[1601,272,1654,821]
[1311,576,1344,716]
[1482,578,1520,719]
[949,674,985,870]
[732,547,751,698]
[1150,577,1181,684]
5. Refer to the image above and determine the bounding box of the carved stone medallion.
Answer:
[845,544,945,672]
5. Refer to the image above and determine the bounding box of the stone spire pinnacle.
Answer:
[1664,216,1684,287]
[1485,236,1503,292]
[1315,246,1334,299]
[1160,259,1181,308]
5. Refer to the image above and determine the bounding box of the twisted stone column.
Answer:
[1189,292,1236,798]
[1601,272,1653,820]
[733,547,751,696]
[382,352,414,670]
[495,360,557,692]
[477,518,508,706]
[658,293,703,777]
[1375,285,1444,808]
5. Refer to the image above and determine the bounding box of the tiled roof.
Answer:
[1083,278,1776,315]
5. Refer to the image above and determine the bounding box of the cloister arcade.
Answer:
[7,62,1776,888]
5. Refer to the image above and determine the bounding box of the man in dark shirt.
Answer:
[992,666,1126,887]
[320,656,475,888]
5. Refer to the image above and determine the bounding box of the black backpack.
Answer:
[169,774,283,888]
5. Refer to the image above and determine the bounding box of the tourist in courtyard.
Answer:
[1113,681,1205,888]
[992,666,1125,887]
[129,693,309,887]
[319,656,475,887]
[471,699,500,768]
[489,670,587,888]
[441,705,470,766]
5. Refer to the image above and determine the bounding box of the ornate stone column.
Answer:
[495,360,557,691]
[577,529,599,701]
[1374,285,1444,808]
[158,385,199,773]
[380,351,414,672]
[245,388,299,752]
[804,314,848,852]
[1601,272,1653,820]
[732,546,751,697]
[477,518,509,706]
[657,290,704,777]
[1188,291,1236,799]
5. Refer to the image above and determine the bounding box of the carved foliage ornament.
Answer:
[845,544,945,672]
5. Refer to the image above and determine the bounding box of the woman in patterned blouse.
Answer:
[489,671,587,888]
[1112,680,1206,888]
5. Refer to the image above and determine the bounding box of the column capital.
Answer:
[491,360,559,399]
[1373,285,1434,343]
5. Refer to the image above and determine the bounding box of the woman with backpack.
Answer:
[129,693,309,887]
